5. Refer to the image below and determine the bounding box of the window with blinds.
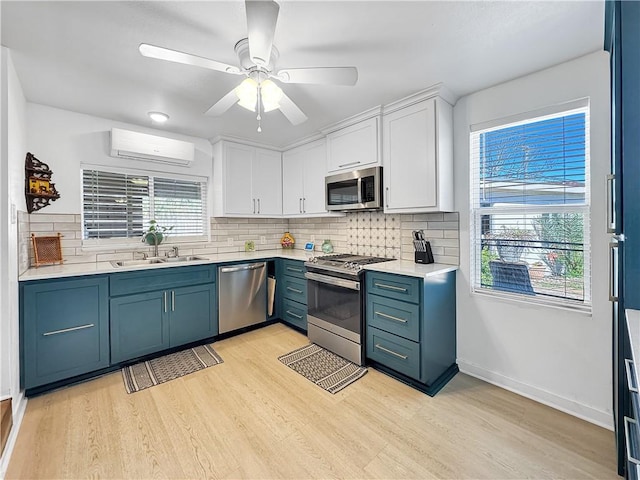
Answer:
[470,102,590,309]
[82,169,208,243]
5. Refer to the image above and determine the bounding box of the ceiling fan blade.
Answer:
[204,88,239,116]
[139,43,242,75]
[278,92,307,126]
[245,0,279,67]
[276,67,358,86]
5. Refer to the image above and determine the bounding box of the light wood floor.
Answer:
[7,323,617,479]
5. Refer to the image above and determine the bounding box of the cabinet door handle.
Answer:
[338,161,360,168]
[287,266,303,273]
[607,174,616,233]
[303,198,306,213]
[171,290,175,312]
[164,291,168,313]
[385,187,389,208]
[610,241,619,302]
[375,311,407,323]
[626,359,638,393]
[299,198,303,213]
[375,344,408,360]
[286,310,303,319]
[43,324,94,336]
[287,286,303,294]
[257,198,261,214]
[624,417,640,465]
[374,282,407,292]
[253,198,256,214]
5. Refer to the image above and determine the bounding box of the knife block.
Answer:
[414,241,434,264]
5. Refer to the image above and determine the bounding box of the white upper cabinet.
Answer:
[212,140,282,217]
[282,139,329,216]
[382,94,453,213]
[325,116,380,173]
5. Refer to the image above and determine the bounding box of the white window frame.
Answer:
[80,164,210,249]
[469,99,591,312]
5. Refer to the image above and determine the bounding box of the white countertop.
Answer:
[363,260,458,278]
[19,249,312,281]
[19,249,458,282]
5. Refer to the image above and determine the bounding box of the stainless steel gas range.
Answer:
[304,254,394,365]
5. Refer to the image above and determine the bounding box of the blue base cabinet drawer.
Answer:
[281,297,307,330]
[281,259,306,279]
[110,265,216,297]
[367,327,420,379]
[367,294,420,342]
[21,276,110,389]
[366,271,420,304]
[281,276,307,303]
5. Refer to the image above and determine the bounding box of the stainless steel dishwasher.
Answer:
[218,262,267,334]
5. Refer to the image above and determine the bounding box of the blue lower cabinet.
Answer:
[110,291,170,364]
[111,284,217,364]
[364,270,457,395]
[281,297,307,330]
[169,284,217,347]
[281,276,307,303]
[21,276,110,389]
[367,327,421,379]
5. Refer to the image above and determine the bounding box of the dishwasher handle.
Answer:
[220,262,266,274]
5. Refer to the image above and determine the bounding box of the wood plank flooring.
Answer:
[6,323,617,479]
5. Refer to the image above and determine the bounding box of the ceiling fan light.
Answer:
[261,79,283,112]
[235,77,258,112]
[148,111,169,123]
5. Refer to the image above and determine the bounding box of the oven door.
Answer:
[305,271,361,342]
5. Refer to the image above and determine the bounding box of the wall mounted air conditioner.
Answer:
[110,128,195,166]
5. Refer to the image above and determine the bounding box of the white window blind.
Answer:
[470,104,591,309]
[82,169,208,243]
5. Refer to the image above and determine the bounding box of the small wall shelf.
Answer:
[25,152,60,214]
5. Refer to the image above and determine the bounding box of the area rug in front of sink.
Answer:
[121,344,223,394]
[278,344,367,394]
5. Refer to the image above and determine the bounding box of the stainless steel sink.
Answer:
[110,258,167,267]
[163,255,208,263]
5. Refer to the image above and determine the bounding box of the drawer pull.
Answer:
[626,359,638,393]
[287,267,303,273]
[375,311,407,323]
[375,343,408,360]
[374,282,408,292]
[287,287,303,294]
[286,310,303,320]
[624,416,640,465]
[43,323,95,336]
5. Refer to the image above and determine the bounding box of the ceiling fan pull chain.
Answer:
[256,82,263,132]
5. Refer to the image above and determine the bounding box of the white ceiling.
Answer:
[1,1,604,148]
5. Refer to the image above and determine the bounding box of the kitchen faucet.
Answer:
[143,231,161,258]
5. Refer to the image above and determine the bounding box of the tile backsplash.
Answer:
[289,211,459,264]
[21,211,459,267]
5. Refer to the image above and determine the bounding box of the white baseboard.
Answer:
[458,360,613,431]
[0,392,27,480]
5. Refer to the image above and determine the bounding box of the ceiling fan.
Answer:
[139,0,358,131]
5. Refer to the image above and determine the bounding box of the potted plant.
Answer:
[142,220,173,246]
[528,261,546,280]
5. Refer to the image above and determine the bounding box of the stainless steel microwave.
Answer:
[325,166,383,211]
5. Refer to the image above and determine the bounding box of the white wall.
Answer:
[0,46,28,474]
[26,103,214,215]
[454,51,612,428]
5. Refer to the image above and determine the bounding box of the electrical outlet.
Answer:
[227,238,234,246]
[260,236,266,245]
